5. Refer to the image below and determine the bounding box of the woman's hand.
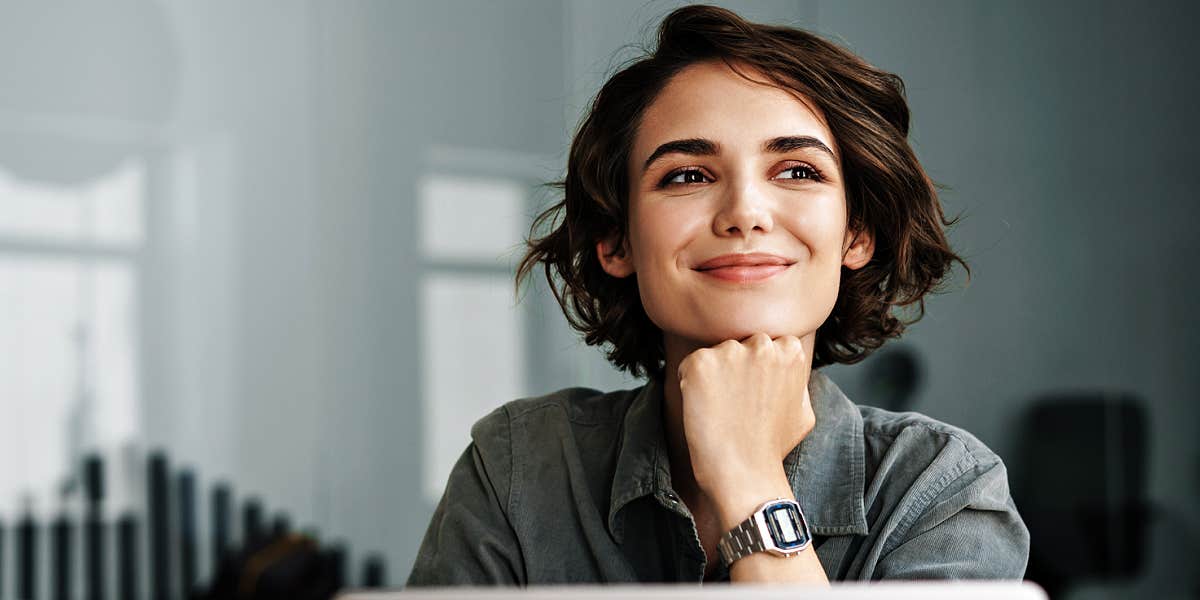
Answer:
[677,332,815,523]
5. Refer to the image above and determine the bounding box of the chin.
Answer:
[694,321,811,344]
[649,302,821,346]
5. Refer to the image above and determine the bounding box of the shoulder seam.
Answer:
[881,434,980,557]
[504,387,630,426]
[506,400,566,422]
[501,402,516,515]
[864,415,1000,466]
[500,402,523,544]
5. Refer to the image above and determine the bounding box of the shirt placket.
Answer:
[654,489,708,582]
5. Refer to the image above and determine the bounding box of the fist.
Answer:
[677,332,816,495]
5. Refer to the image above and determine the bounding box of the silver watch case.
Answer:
[717,497,812,566]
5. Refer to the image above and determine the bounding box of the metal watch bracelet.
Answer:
[717,514,768,567]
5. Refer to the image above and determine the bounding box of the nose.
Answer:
[713,177,774,239]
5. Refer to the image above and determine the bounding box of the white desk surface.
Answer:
[339,580,1047,599]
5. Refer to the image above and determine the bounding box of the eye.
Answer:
[658,167,711,188]
[773,164,824,183]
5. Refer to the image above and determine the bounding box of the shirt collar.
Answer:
[607,369,868,543]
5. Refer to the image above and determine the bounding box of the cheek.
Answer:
[626,205,693,328]
[789,202,847,262]
[628,202,699,271]
[629,231,675,312]
[786,198,849,319]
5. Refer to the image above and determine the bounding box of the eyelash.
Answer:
[656,164,825,188]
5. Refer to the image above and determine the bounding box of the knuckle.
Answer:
[777,335,801,352]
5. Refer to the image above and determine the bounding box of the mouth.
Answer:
[692,252,795,283]
[695,264,791,283]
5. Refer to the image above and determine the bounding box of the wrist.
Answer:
[716,495,815,571]
[709,469,795,532]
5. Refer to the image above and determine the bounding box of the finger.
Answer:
[741,331,772,347]
[678,350,700,380]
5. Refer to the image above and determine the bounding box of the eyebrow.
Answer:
[763,135,837,159]
[642,138,719,173]
[641,135,837,174]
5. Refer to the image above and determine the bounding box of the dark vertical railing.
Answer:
[51,514,72,600]
[84,454,105,600]
[147,452,171,600]
[9,450,393,599]
[362,553,387,588]
[177,470,196,598]
[0,519,6,600]
[211,484,231,572]
[242,499,263,550]
[17,512,36,600]
[271,513,290,538]
[325,543,346,591]
[116,515,139,600]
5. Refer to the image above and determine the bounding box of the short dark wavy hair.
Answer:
[515,4,968,381]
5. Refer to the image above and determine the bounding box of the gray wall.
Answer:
[1,0,1195,595]
[817,2,1200,595]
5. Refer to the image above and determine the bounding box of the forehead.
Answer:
[631,60,836,165]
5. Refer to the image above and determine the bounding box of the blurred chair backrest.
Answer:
[1014,392,1149,595]
[863,345,923,413]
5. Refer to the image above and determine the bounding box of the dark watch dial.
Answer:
[764,501,810,550]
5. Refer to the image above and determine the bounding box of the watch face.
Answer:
[764,501,809,550]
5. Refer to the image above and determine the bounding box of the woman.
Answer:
[408,4,1029,585]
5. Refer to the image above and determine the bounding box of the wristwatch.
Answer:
[716,497,812,567]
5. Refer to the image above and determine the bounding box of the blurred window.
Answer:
[0,160,144,516]
[417,169,529,504]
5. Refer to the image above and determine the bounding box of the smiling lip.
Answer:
[693,252,795,283]
[697,264,790,282]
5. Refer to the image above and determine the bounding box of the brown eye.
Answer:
[773,165,823,182]
[660,168,711,188]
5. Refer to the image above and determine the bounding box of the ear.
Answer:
[596,234,635,278]
[842,225,875,270]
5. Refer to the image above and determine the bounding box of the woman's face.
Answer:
[597,60,874,350]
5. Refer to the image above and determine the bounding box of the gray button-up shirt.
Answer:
[407,369,1029,585]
